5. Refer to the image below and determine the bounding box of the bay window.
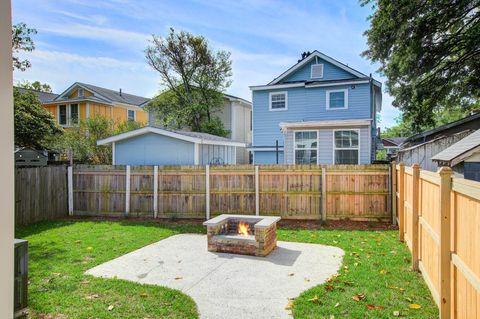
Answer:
[294,131,317,164]
[334,130,359,164]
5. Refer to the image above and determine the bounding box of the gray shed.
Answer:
[15,148,48,167]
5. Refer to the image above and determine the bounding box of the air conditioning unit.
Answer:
[14,239,28,318]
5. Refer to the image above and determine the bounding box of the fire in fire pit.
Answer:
[203,214,281,257]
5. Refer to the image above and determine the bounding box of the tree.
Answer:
[361,0,480,130]
[12,22,37,71]
[14,88,61,148]
[145,28,232,136]
[17,80,52,93]
[52,115,144,164]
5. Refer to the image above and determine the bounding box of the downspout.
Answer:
[370,74,375,162]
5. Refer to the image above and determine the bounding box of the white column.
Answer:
[153,166,158,218]
[125,165,130,216]
[255,165,259,215]
[205,165,210,220]
[194,143,200,165]
[112,142,116,165]
[86,102,90,118]
[68,166,74,216]
[0,0,14,315]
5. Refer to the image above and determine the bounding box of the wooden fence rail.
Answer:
[15,166,68,225]
[71,164,391,221]
[394,161,480,319]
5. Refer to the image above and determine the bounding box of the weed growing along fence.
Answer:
[71,164,391,221]
[394,162,480,319]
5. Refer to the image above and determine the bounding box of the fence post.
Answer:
[439,166,453,319]
[321,167,327,222]
[255,165,259,216]
[125,165,130,217]
[205,165,210,220]
[68,166,73,216]
[412,163,420,270]
[398,162,405,242]
[153,166,158,218]
[391,161,397,225]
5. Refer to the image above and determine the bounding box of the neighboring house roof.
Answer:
[97,126,246,147]
[403,112,480,145]
[55,82,150,106]
[431,129,480,166]
[223,93,252,106]
[382,137,407,147]
[15,87,59,103]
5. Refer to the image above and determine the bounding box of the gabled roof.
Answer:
[431,129,480,166]
[15,87,59,103]
[382,137,407,147]
[97,126,245,147]
[55,82,150,106]
[268,50,368,85]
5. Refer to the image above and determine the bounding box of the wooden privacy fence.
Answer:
[70,164,391,221]
[394,162,480,319]
[15,166,68,225]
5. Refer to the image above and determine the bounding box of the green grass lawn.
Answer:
[17,220,438,319]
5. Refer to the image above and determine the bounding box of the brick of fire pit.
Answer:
[203,214,281,257]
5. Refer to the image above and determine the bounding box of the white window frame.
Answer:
[127,109,136,121]
[326,89,348,110]
[269,91,288,111]
[293,130,319,165]
[57,104,67,126]
[57,104,80,127]
[77,88,84,97]
[332,129,360,165]
[310,63,324,79]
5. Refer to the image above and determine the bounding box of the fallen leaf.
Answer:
[174,276,183,280]
[352,294,365,302]
[86,246,93,251]
[285,301,294,310]
[107,305,114,311]
[388,285,398,289]
[324,285,334,291]
[366,304,375,310]
[80,280,90,285]
[85,294,100,300]
[288,273,295,276]
[409,304,421,309]
[399,288,405,292]
[393,310,400,316]
[74,240,81,244]
[376,305,384,310]
[139,292,148,298]
[380,269,387,274]
[334,302,340,308]
[308,295,320,303]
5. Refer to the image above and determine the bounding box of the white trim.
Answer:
[112,142,116,165]
[86,102,90,118]
[280,119,371,131]
[127,109,136,121]
[268,51,367,85]
[153,166,158,218]
[250,82,304,91]
[326,89,348,110]
[332,129,360,165]
[310,63,324,79]
[293,130,318,165]
[77,87,84,97]
[269,91,288,111]
[125,166,130,215]
[194,143,200,165]
[247,147,285,152]
[97,126,246,147]
[306,80,370,88]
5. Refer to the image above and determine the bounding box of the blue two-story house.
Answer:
[249,51,382,165]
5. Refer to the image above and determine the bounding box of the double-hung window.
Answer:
[294,131,317,164]
[58,105,67,126]
[70,104,79,125]
[127,110,135,121]
[327,89,348,110]
[58,104,79,126]
[269,92,287,111]
[334,130,359,164]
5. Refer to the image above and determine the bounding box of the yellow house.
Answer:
[41,82,149,127]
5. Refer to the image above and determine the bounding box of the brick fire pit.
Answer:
[203,214,281,257]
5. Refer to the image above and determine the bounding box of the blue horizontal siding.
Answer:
[254,151,284,164]
[115,133,195,165]
[281,58,356,83]
[252,83,371,147]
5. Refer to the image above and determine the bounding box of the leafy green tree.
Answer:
[17,80,52,93]
[362,0,480,129]
[145,28,232,136]
[53,115,144,164]
[14,88,61,148]
[12,22,37,71]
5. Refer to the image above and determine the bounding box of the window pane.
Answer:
[59,105,67,125]
[128,110,135,121]
[335,150,358,164]
[335,130,358,148]
[271,93,286,109]
[295,150,317,164]
[295,131,317,149]
[329,91,345,109]
[70,104,79,124]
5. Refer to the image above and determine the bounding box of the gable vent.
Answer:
[311,64,324,79]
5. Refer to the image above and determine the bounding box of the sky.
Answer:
[12,0,401,129]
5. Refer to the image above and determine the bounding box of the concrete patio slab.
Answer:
[86,234,344,319]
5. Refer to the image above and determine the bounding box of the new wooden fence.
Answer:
[71,164,391,221]
[15,166,68,225]
[394,162,480,319]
